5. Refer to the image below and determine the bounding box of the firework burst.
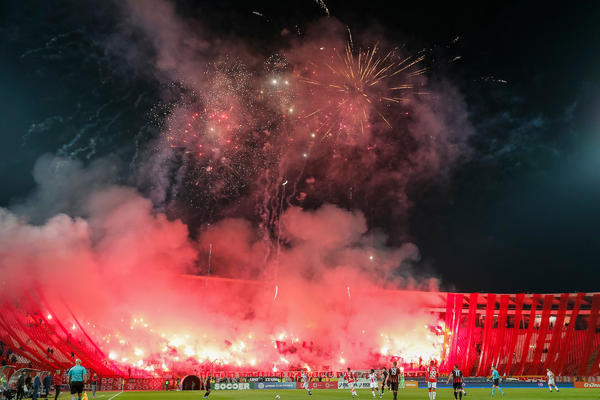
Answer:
[296,35,427,139]
[164,58,280,214]
[162,34,429,225]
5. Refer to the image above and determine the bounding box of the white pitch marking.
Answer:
[107,392,123,400]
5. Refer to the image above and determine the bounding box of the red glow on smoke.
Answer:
[0,181,442,376]
[0,10,473,378]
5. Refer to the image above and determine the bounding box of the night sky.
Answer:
[1,1,600,293]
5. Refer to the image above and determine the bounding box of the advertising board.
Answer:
[296,381,338,389]
[213,382,251,390]
[254,382,297,389]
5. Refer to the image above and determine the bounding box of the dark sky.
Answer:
[1,0,600,293]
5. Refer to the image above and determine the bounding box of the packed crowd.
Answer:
[0,343,22,368]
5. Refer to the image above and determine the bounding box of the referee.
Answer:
[68,359,87,400]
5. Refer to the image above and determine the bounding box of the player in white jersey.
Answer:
[301,371,312,395]
[546,369,559,392]
[368,369,378,398]
[344,368,358,398]
[426,360,438,400]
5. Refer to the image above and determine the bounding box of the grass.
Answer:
[68,388,589,400]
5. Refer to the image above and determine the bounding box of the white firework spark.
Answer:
[314,0,330,16]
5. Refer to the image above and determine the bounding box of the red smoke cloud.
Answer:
[0,157,443,374]
[0,1,474,376]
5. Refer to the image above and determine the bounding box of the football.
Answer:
[275,395,281,399]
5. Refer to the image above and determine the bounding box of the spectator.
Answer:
[91,373,98,398]
[43,372,52,397]
[15,373,24,400]
[52,370,62,400]
[32,372,40,400]
[68,359,87,400]
[24,374,32,393]
[3,383,15,400]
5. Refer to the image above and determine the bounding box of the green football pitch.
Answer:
[65,388,591,400]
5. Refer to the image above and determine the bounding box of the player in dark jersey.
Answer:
[387,361,401,400]
[446,364,464,400]
[380,368,388,398]
[202,373,211,399]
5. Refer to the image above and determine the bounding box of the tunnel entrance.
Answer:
[181,375,201,390]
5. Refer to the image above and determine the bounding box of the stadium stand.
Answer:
[1,288,599,381]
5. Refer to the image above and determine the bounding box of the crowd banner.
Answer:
[442,293,455,368]
[450,293,464,369]
[573,376,600,382]
[492,295,509,374]
[504,293,524,375]
[543,293,569,372]
[464,293,478,373]
[212,382,250,390]
[100,378,118,391]
[248,377,279,382]
[99,378,163,391]
[295,381,338,389]
[254,382,296,390]
[579,294,600,376]
[517,294,540,375]
[531,294,553,374]
[507,376,545,382]
[476,294,495,375]
[557,293,584,374]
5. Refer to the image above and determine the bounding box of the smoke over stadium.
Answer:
[0,155,443,374]
[0,0,471,377]
[3,2,599,397]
